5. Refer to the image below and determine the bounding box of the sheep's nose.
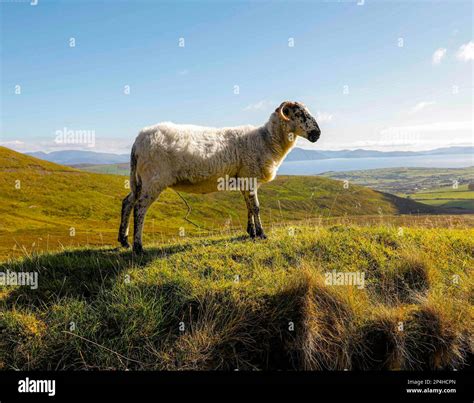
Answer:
[308,130,320,143]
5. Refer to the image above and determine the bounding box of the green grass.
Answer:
[402,185,474,211]
[1,224,472,370]
[73,163,129,175]
[0,146,441,261]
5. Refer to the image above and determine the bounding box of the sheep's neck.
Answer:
[264,120,297,163]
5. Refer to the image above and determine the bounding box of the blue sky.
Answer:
[1,0,473,153]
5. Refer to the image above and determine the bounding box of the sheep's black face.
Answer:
[277,101,321,143]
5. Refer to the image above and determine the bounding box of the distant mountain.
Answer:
[26,150,129,165]
[26,146,473,166]
[285,146,474,161]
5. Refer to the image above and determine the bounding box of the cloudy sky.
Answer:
[1,0,473,153]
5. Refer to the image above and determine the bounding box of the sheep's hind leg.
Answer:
[241,190,256,238]
[250,191,266,239]
[118,192,136,248]
[133,191,159,254]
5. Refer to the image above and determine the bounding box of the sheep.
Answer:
[118,101,321,253]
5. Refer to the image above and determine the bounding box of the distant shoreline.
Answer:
[280,153,474,175]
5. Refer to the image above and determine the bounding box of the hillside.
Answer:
[1,225,472,370]
[0,146,453,260]
[72,162,130,175]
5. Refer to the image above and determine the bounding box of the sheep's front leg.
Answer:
[241,190,256,238]
[248,190,267,240]
[118,192,136,248]
[133,192,155,254]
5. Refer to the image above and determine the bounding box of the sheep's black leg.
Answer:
[133,192,155,254]
[118,192,135,248]
[241,190,256,238]
[249,190,267,240]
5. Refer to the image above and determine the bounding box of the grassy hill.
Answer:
[1,147,472,371]
[78,164,474,213]
[0,146,443,261]
[1,225,472,370]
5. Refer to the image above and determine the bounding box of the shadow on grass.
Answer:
[378,191,437,214]
[1,235,247,310]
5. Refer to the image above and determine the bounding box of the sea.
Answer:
[278,153,474,175]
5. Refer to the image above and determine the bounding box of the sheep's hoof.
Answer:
[120,240,131,249]
[133,244,144,254]
[118,235,131,249]
[256,229,267,240]
[247,224,256,239]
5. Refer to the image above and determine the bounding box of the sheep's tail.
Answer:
[130,144,141,197]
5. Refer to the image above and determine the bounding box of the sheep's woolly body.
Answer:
[133,114,296,194]
[119,101,321,251]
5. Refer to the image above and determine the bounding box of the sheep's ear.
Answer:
[276,101,289,112]
[277,101,293,121]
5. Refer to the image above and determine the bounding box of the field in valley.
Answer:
[400,184,474,211]
[321,167,474,194]
[322,167,474,214]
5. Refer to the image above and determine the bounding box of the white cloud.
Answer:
[380,120,472,134]
[305,121,471,150]
[243,100,272,111]
[456,41,474,61]
[0,138,133,154]
[0,140,26,148]
[410,101,435,114]
[432,48,447,64]
[315,111,334,123]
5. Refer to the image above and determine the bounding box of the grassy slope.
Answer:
[72,162,129,175]
[0,146,440,260]
[402,184,474,210]
[0,225,472,370]
[79,163,474,212]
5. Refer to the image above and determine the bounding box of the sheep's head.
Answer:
[276,101,321,143]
